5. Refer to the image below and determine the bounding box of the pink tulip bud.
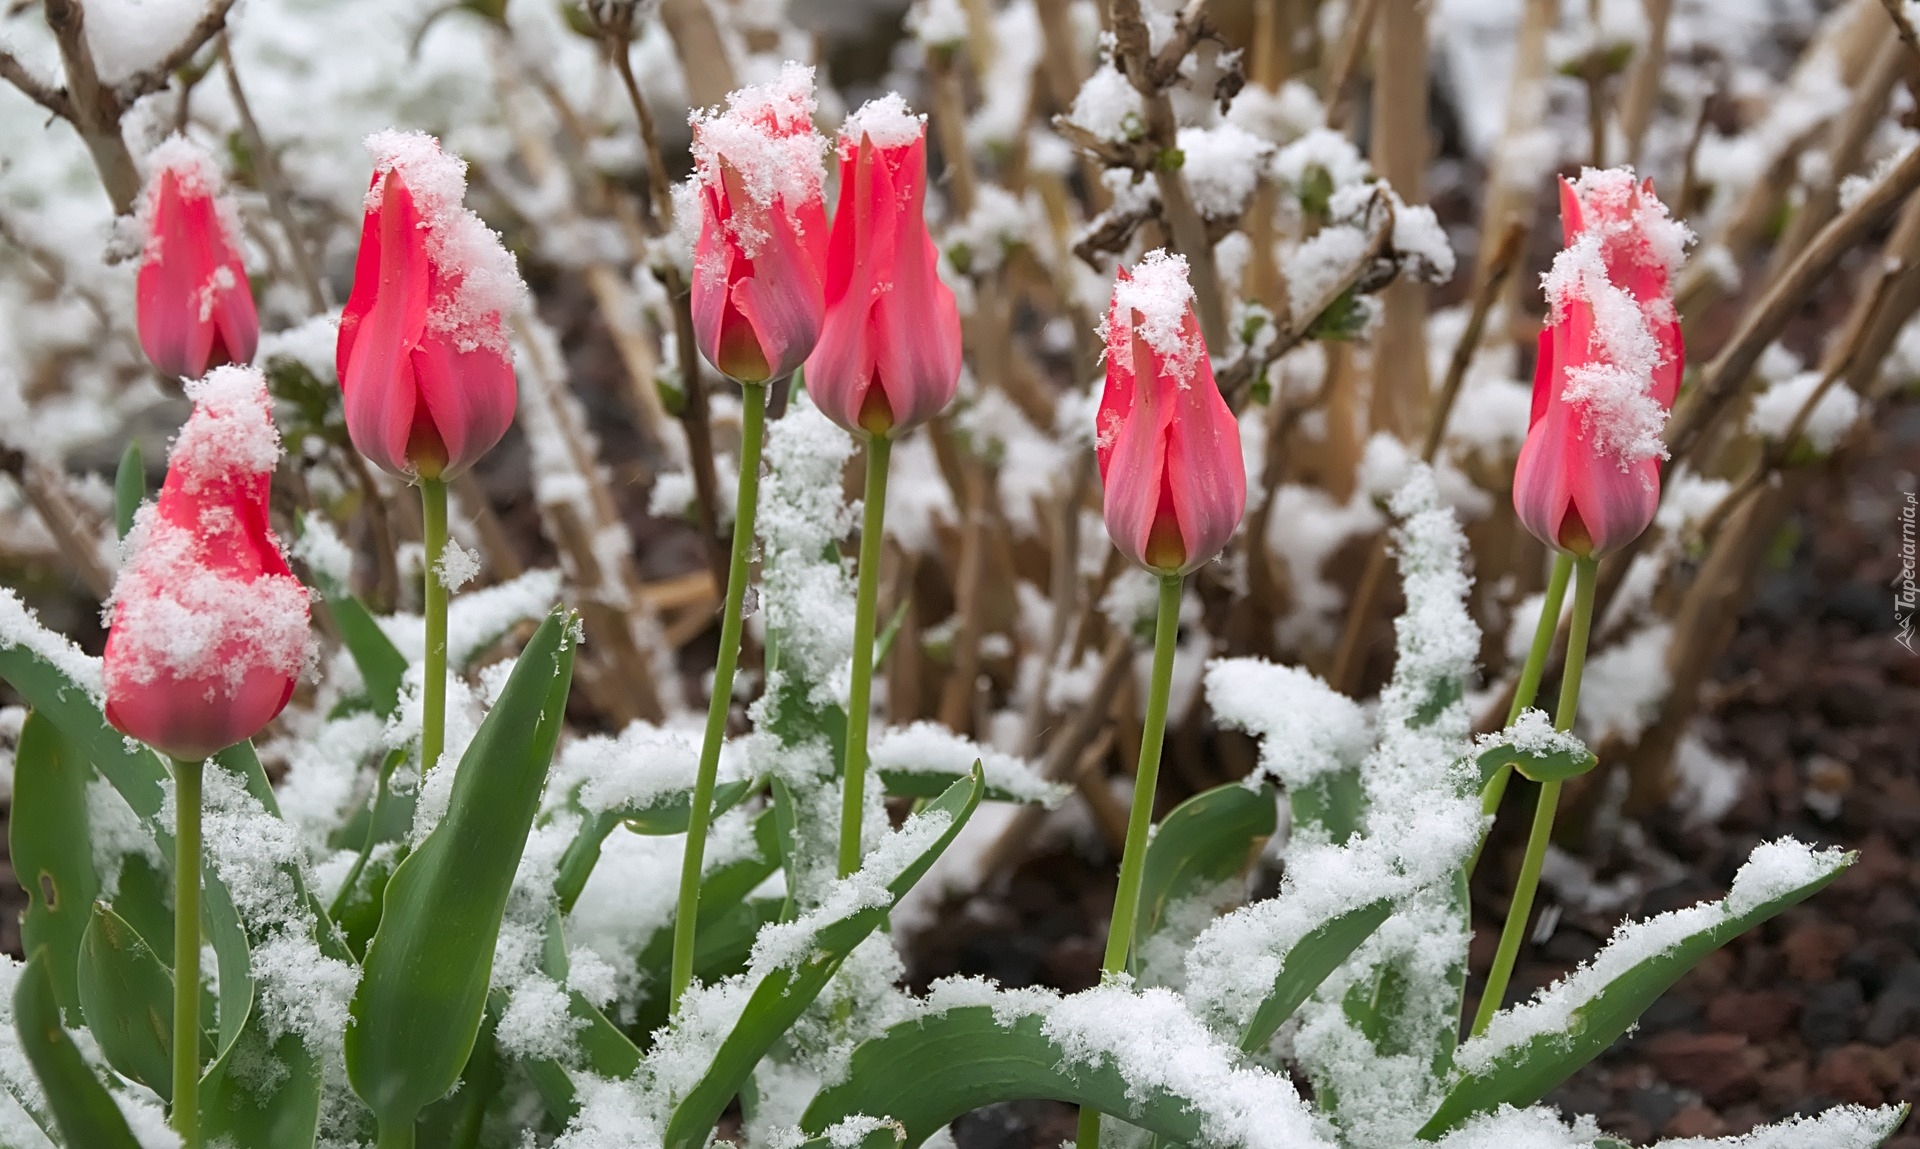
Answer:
[135,137,259,381]
[337,131,526,481]
[805,95,962,438]
[1096,251,1246,575]
[1514,169,1689,558]
[104,366,310,761]
[687,62,830,385]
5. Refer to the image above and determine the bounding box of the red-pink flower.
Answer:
[135,137,258,381]
[688,62,829,384]
[1514,170,1688,558]
[104,366,310,761]
[1096,251,1246,574]
[805,95,962,437]
[337,131,525,481]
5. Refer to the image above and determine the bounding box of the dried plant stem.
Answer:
[1079,573,1182,1149]
[839,435,893,877]
[928,46,979,217]
[1368,0,1431,440]
[1020,455,1091,754]
[1,453,113,599]
[659,0,737,109]
[450,473,521,580]
[1472,555,1595,1036]
[938,455,992,731]
[217,33,327,312]
[672,379,770,1014]
[1877,0,1920,108]
[419,479,449,774]
[170,754,203,1149]
[1330,221,1524,691]
[1321,0,1381,130]
[1769,36,1904,275]
[1616,0,1673,164]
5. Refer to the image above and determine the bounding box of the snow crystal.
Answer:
[110,1087,179,1149]
[1658,1104,1904,1149]
[869,721,1063,805]
[377,568,561,668]
[291,517,354,592]
[435,540,481,591]
[1067,64,1145,144]
[688,61,827,259]
[1103,249,1201,387]
[1745,371,1860,454]
[1462,838,1848,1072]
[364,130,527,358]
[906,0,969,46]
[496,973,584,1062]
[88,776,164,899]
[839,93,925,151]
[550,1075,661,1149]
[1205,658,1368,786]
[1177,124,1274,219]
[1428,1106,1602,1149]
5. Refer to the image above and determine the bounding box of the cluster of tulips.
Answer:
[75,58,1692,1149]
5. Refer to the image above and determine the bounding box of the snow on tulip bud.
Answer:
[687,62,830,384]
[805,94,962,438]
[104,366,310,761]
[1095,251,1246,575]
[1513,169,1689,558]
[135,137,259,381]
[337,130,526,481]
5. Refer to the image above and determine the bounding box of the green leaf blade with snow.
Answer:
[1420,840,1854,1138]
[1132,781,1276,980]
[1239,896,1394,1051]
[10,712,99,1014]
[661,764,985,1149]
[13,949,143,1149]
[345,609,578,1141]
[76,902,178,1101]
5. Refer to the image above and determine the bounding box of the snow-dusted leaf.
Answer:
[12,950,142,1149]
[322,589,409,719]
[113,439,143,541]
[11,713,97,1014]
[1474,711,1595,786]
[1649,1104,1908,1148]
[1422,840,1855,1137]
[1131,781,1277,981]
[75,903,176,1100]
[1239,897,1394,1051]
[659,766,985,1149]
[201,1032,321,1149]
[553,777,758,913]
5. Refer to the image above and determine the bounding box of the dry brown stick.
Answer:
[1368,0,1431,440]
[1072,727,1129,853]
[0,451,113,599]
[1769,35,1904,276]
[979,629,1136,880]
[1875,0,1920,108]
[450,472,522,581]
[1020,453,1092,754]
[39,0,144,213]
[0,50,71,116]
[217,33,327,313]
[1328,220,1525,693]
[1664,139,1920,467]
[1110,0,1228,348]
[927,44,979,218]
[937,455,993,732]
[1616,0,1673,164]
[1321,0,1380,131]
[658,0,737,110]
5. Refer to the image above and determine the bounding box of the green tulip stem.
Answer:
[1471,551,1574,876]
[1077,571,1183,1149]
[420,477,449,776]
[170,754,202,1149]
[838,433,893,878]
[671,379,770,1014]
[375,1120,416,1149]
[1472,555,1597,1036]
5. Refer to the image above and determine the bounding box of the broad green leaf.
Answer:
[13,949,142,1149]
[1419,843,1854,1138]
[1132,782,1276,977]
[110,856,174,972]
[801,1119,907,1149]
[553,778,756,914]
[508,911,643,1126]
[114,439,144,540]
[346,609,578,1139]
[10,712,99,1013]
[803,1006,1205,1147]
[662,766,985,1149]
[322,591,409,718]
[201,1031,321,1149]
[199,862,256,1066]
[1287,767,1364,845]
[1475,738,1594,787]
[1239,897,1394,1051]
[76,903,180,1100]
[0,625,167,821]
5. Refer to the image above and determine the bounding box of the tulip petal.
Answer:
[339,172,431,477]
[1101,325,1177,568]
[871,136,963,432]
[410,318,517,479]
[1162,315,1246,570]
[804,140,888,427]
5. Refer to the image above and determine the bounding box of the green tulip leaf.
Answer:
[201,1030,322,1149]
[10,712,100,1013]
[76,902,179,1100]
[346,609,579,1141]
[1419,841,1854,1138]
[1132,782,1277,979]
[661,765,985,1149]
[553,777,756,914]
[13,949,143,1149]
[323,591,409,719]
[114,439,145,540]
[1239,896,1395,1052]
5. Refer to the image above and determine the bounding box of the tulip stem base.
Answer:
[420,478,449,775]
[839,434,892,878]
[1473,551,1575,869]
[1078,572,1183,1149]
[671,379,771,1014]
[1472,556,1597,1036]
[171,754,202,1149]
